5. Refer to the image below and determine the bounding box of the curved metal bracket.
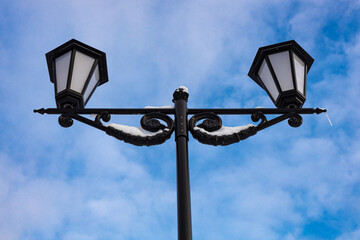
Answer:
[189,112,257,146]
[189,111,303,146]
[106,112,175,146]
[58,112,175,146]
[253,111,303,131]
[40,106,314,147]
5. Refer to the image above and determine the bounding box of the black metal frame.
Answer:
[34,87,326,240]
[34,105,324,147]
[34,91,326,147]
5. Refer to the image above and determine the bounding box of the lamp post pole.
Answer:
[173,88,192,240]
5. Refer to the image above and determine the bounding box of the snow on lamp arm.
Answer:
[34,39,327,240]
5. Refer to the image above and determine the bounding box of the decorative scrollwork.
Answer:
[189,112,222,132]
[141,112,170,132]
[189,112,257,146]
[54,109,305,147]
[58,114,73,128]
[251,111,267,127]
[95,111,111,124]
[288,113,303,127]
[105,112,175,146]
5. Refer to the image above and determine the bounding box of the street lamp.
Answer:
[46,39,108,109]
[248,40,314,109]
[35,39,326,240]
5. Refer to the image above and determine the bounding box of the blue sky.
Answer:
[0,0,360,239]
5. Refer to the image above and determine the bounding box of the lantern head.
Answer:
[46,39,108,109]
[248,40,314,109]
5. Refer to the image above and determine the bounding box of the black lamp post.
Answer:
[35,39,326,240]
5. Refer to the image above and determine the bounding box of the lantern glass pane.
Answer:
[55,51,71,93]
[70,51,95,93]
[293,52,305,95]
[83,65,100,104]
[268,51,294,91]
[258,59,279,100]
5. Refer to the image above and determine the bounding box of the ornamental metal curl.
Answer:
[251,111,267,128]
[105,112,175,146]
[189,112,222,132]
[288,112,303,127]
[141,112,171,132]
[95,111,111,124]
[58,114,73,128]
[189,112,257,146]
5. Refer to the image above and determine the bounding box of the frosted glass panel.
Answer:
[83,65,100,104]
[269,51,293,91]
[55,51,71,93]
[258,60,279,100]
[70,51,95,93]
[293,53,305,94]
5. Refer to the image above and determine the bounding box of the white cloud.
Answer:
[0,146,177,239]
[190,132,360,239]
